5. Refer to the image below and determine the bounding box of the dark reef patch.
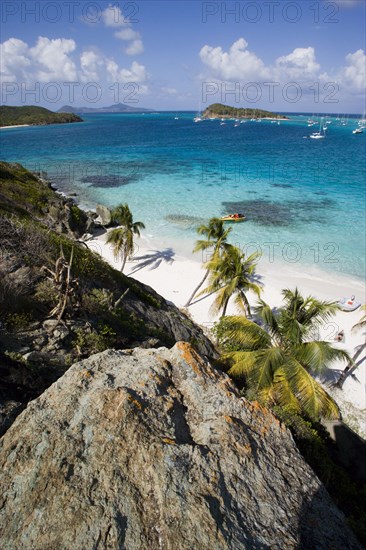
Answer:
[222,198,335,226]
[80,174,138,188]
[271,183,294,189]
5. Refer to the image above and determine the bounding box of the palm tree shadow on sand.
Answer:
[129,248,175,274]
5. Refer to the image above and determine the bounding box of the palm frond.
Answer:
[352,305,366,332]
[283,358,340,419]
[225,350,258,378]
[293,341,351,374]
[216,315,271,350]
[272,367,301,412]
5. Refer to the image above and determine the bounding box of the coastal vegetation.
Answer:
[0,164,364,545]
[199,245,261,317]
[336,304,366,388]
[185,218,232,306]
[0,105,83,127]
[0,161,215,437]
[213,289,349,419]
[202,103,286,119]
[107,203,145,272]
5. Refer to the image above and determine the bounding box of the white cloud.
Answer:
[115,28,139,41]
[200,38,270,81]
[275,47,320,79]
[125,40,144,56]
[1,35,149,93]
[198,37,365,110]
[0,38,30,82]
[106,60,148,83]
[80,50,105,82]
[0,36,78,83]
[29,37,77,82]
[199,39,323,83]
[102,4,143,56]
[115,28,144,55]
[339,49,366,93]
[102,4,128,27]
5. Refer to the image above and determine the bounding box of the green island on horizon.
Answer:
[202,103,288,120]
[0,105,83,128]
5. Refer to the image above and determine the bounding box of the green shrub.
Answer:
[73,325,116,356]
[34,279,58,306]
[5,312,33,331]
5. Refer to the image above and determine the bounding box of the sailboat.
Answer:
[310,118,326,139]
[352,114,365,133]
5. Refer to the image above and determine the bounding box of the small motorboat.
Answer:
[220,213,246,223]
[336,295,361,312]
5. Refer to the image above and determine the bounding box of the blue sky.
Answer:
[1,0,365,113]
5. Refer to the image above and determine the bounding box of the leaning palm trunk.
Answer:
[335,343,366,389]
[120,244,130,273]
[184,269,209,307]
[221,297,230,317]
[120,253,127,273]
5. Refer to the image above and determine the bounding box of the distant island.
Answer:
[202,103,287,120]
[0,106,83,128]
[58,102,153,114]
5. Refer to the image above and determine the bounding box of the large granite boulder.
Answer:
[96,203,112,226]
[0,343,361,549]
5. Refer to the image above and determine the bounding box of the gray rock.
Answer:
[42,319,59,333]
[22,351,45,363]
[96,204,112,226]
[53,326,69,340]
[0,343,360,549]
[22,350,65,367]
[0,401,24,437]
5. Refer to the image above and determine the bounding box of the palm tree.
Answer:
[336,304,366,389]
[215,288,351,419]
[199,245,261,317]
[107,204,145,272]
[184,218,232,307]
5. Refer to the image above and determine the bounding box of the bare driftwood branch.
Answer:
[41,246,80,326]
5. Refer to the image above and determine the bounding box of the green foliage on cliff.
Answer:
[0,105,83,127]
[0,163,171,357]
[203,103,286,119]
[0,161,55,217]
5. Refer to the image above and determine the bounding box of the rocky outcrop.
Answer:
[0,343,360,549]
[96,203,113,226]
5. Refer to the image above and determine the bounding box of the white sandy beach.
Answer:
[88,230,366,436]
[0,124,30,129]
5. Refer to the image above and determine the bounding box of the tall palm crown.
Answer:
[200,244,261,317]
[107,203,145,272]
[185,218,232,307]
[215,288,350,419]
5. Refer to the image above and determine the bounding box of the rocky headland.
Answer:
[0,161,364,548]
[0,343,361,549]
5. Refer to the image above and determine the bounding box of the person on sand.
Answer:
[336,330,344,342]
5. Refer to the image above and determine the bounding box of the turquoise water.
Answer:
[1,112,365,278]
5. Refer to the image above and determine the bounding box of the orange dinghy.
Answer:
[220,213,246,223]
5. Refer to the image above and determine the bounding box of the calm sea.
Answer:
[1,112,365,279]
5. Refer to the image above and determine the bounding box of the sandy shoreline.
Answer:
[88,230,366,435]
[0,124,30,129]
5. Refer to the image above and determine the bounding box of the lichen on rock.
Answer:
[0,343,361,549]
